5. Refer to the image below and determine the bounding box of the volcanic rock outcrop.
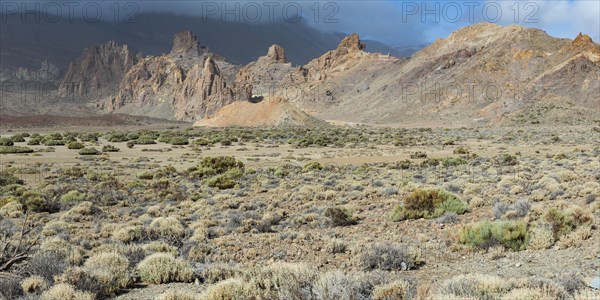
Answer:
[58,41,135,101]
[170,30,206,56]
[105,31,250,120]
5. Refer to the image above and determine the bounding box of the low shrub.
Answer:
[205,174,236,190]
[543,207,593,240]
[198,156,244,174]
[78,147,101,155]
[149,217,186,245]
[458,220,529,250]
[372,280,413,300]
[40,283,95,300]
[113,225,146,243]
[355,243,415,271]
[494,154,518,166]
[136,171,154,180]
[303,162,323,171]
[0,137,14,146]
[102,144,120,152]
[44,140,64,146]
[0,172,23,186]
[169,137,189,145]
[137,253,194,284]
[0,200,24,218]
[0,146,34,154]
[60,190,86,205]
[66,141,84,149]
[84,252,131,295]
[313,270,381,300]
[324,207,357,227]
[391,189,468,221]
[27,138,41,145]
[21,275,50,294]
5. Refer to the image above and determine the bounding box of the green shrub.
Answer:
[78,147,101,155]
[106,132,128,142]
[169,137,189,145]
[303,162,323,171]
[101,145,120,152]
[136,138,157,145]
[199,156,244,174]
[44,140,65,146]
[543,208,593,240]
[0,146,34,154]
[60,190,86,205]
[441,157,468,167]
[0,172,24,186]
[79,133,98,142]
[458,220,529,250]
[193,139,213,146]
[137,253,194,284]
[45,133,63,140]
[0,137,14,146]
[67,141,84,149]
[189,167,217,179]
[22,191,51,212]
[136,171,154,180]
[206,174,236,190]
[10,134,25,143]
[27,138,41,145]
[391,189,468,221]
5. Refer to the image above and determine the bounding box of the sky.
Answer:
[3,0,599,46]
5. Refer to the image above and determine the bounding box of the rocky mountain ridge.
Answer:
[11,23,600,126]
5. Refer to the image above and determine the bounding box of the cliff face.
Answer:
[104,31,251,121]
[59,41,135,101]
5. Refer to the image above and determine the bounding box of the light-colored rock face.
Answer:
[170,30,204,56]
[59,41,134,100]
[106,31,252,121]
[265,45,286,63]
[13,60,60,81]
[304,26,600,125]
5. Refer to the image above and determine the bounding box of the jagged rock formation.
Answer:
[52,24,600,125]
[59,41,135,101]
[13,60,60,81]
[263,45,286,63]
[235,45,295,99]
[295,33,374,82]
[170,30,206,56]
[194,96,323,127]
[105,31,251,121]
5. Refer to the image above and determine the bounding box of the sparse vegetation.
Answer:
[0,126,597,299]
[392,189,468,221]
[458,220,529,250]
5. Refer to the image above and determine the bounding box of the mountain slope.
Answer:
[283,23,600,125]
[194,97,323,127]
